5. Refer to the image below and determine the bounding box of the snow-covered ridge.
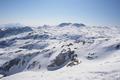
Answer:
[0,23,120,80]
[0,24,33,39]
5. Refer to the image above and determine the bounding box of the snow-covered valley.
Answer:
[0,23,120,80]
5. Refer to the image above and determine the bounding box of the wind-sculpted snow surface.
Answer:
[0,23,120,80]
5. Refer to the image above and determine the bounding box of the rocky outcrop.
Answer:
[0,52,40,76]
[47,48,78,70]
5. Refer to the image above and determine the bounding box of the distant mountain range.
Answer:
[58,23,86,27]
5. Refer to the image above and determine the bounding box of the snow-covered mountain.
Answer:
[0,23,120,80]
[0,24,32,38]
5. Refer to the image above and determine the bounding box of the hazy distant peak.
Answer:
[58,23,72,27]
[72,23,86,27]
[58,23,86,27]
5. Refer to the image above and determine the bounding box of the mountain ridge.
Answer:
[0,23,120,80]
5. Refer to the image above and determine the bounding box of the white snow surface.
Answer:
[0,24,120,80]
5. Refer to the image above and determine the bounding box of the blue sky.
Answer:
[0,0,120,26]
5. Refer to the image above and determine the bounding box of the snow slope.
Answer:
[0,23,120,80]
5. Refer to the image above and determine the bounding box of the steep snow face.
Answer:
[0,24,120,80]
